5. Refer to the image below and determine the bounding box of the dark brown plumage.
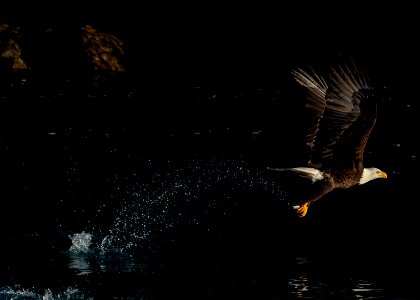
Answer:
[268,60,387,217]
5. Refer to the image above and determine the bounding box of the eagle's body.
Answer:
[269,60,387,217]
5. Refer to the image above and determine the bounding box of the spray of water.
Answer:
[0,286,83,300]
[94,159,288,253]
[69,231,92,252]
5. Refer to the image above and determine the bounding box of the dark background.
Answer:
[2,4,420,82]
[1,5,420,298]
[1,0,419,251]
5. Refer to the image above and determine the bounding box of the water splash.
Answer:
[69,231,92,252]
[0,287,37,298]
[0,286,84,300]
[97,159,288,253]
[67,231,95,275]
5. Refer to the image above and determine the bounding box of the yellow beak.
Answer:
[379,171,388,179]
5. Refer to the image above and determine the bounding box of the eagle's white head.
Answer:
[359,167,388,185]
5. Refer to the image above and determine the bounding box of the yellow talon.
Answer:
[295,202,310,217]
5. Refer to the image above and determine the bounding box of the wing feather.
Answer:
[291,67,327,166]
[292,59,375,168]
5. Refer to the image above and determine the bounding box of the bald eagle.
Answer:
[268,60,387,217]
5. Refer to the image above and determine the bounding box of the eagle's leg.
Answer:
[293,202,310,217]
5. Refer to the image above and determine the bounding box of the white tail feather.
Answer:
[267,167,324,183]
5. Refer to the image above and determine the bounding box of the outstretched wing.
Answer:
[329,64,376,165]
[291,67,328,167]
[292,60,373,168]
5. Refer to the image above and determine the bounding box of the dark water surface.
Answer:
[1,53,419,300]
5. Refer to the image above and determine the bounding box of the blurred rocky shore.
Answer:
[1,20,127,85]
